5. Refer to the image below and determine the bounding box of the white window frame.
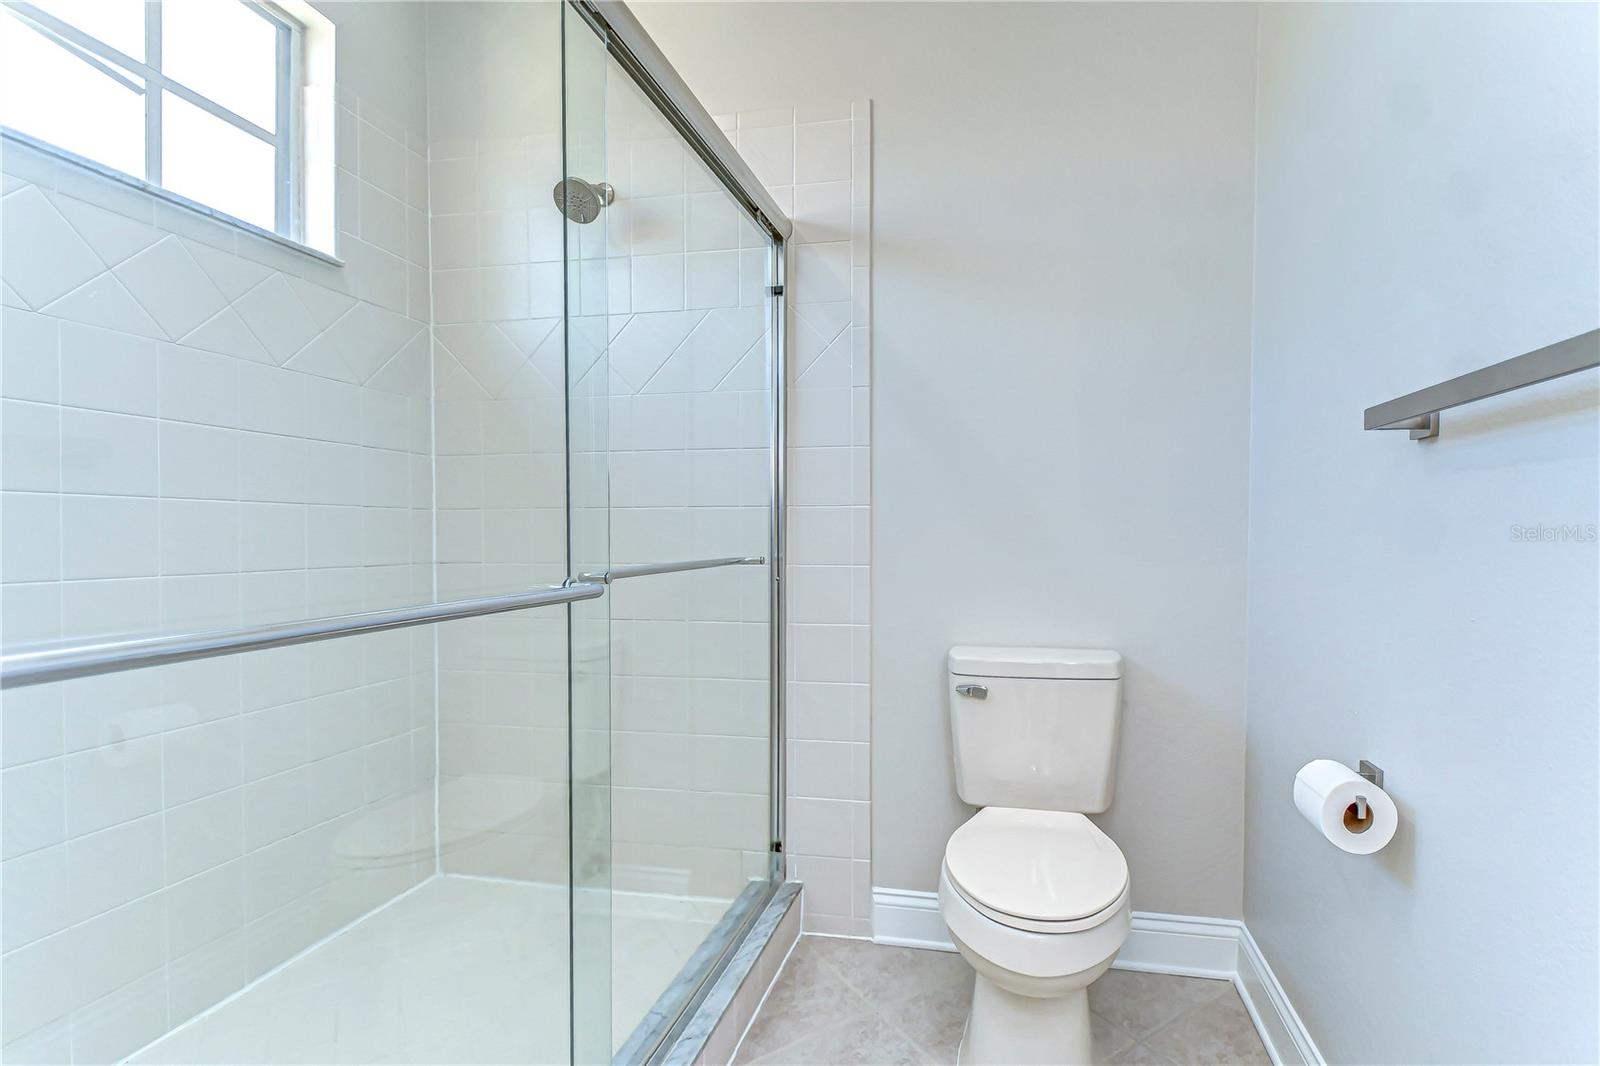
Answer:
[3,0,304,241]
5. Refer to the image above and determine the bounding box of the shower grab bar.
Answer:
[575,555,766,584]
[0,582,607,690]
[1364,328,1599,440]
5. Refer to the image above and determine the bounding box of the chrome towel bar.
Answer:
[1364,329,1599,440]
[0,554,772,690]
[0,582,606,690]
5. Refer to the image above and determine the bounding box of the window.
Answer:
[1,0,302,239]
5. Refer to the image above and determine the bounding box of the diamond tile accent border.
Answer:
[0,179,426,391]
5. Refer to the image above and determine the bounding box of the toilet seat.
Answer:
[939,862,1130,984]
[944,808,1128,933]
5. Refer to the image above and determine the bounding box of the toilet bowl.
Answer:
[938,808,1130,1064]
[941,647,1129,1065]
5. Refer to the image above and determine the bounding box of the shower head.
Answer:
[552,177,614,224]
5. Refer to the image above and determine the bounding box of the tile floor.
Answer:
[129,875,725,1064]
[733,936,1270,1065]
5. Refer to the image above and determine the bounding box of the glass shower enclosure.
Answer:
[0,1,789,1061]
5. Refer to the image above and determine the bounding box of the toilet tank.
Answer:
[948,646,1123,812]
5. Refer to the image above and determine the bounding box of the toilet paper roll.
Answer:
[1293,759,1398,855]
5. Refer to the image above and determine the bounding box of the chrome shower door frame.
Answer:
[767,238,787,882]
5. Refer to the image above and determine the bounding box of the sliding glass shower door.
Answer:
[566,4,787,1058]
[0,2,784,1062]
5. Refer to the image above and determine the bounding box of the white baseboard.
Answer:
[1235,921,1324,1066]
[1115,911,1244,980]
[870,887,1323,1066]
[872,886,958,952]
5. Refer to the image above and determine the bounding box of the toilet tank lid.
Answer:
[948,646,1121,680]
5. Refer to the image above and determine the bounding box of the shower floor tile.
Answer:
[131,875,723,1064]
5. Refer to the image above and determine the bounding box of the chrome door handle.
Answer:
[955,684,988,699]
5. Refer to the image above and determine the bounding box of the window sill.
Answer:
[1,127,343,268]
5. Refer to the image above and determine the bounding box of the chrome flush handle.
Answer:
[955,683,988,699]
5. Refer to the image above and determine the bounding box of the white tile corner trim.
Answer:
[869,888,1325,1066]
[737,97,872,938]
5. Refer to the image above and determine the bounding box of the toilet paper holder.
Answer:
[1354,760,1384,820]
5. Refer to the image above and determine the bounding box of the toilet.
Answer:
[938,646,1130,1066]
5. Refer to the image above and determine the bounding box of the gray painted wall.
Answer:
[1246,4,1599,1062]
[636,1,1258,920]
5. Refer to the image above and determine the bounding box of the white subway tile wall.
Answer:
[0,79,437,1062]
[726,102,874,937]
